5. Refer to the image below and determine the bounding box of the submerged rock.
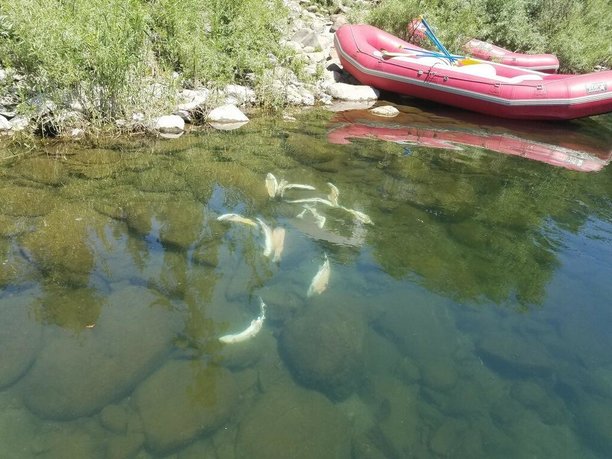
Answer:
[360,375,420,457]
[477,330,556,377]
[235,383,351,459]
[574,394,612,455]
[370,105,400,117]
[10,156,68,186]
[123,199,205,250]
[0,293,43,389]
[420,357,458,392]
[0,185,57,217]
[0,237,38,288]
[510,380,568,425]
[429,418,482,457]
[19,285,180,420]
[19,204,104,286]
[280,303,365,400]
[134,360,239,455]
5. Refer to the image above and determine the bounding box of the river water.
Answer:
[1,102,611,458]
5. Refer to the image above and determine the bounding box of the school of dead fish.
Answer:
[215,173,373,344]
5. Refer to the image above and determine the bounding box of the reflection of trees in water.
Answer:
[33,284,103,331]
[2,117,610,322]
[334,139,611,307]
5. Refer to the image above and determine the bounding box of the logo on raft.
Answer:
[585,82,607,94]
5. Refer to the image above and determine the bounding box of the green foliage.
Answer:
[1,0,152,120]
[0,0,289,122]
[364,0,611,72]
[149,0,289,86]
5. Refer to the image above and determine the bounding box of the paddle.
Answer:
[419,16,456,61]
[395,15,482,66]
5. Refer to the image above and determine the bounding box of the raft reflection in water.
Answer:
[327,106,612,172]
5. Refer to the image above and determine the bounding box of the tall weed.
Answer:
[0,0,290,122]
[1,0,153,121]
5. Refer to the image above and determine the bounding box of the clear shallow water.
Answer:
[0,104,611,458]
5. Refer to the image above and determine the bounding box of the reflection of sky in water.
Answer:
[0,111,611,458]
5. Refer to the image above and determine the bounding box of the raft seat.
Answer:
[378,52,544,84]
[451,64,544,83]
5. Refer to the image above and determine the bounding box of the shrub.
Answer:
[363,0,611,72]
[0,0,290,122]
[1,0,153,121]
[149,0,289,86]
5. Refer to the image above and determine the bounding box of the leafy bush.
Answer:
[149,0,289,86]
[0,0,290,122]
[1,0,152,120]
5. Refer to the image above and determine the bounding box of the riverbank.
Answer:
[1,0,610,142]
[0,0,379,141]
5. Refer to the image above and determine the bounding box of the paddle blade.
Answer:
[459,58,481,66]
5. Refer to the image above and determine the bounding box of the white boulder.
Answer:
[0,115,11,131]
[207,104,249,123]
[153,114,185,139]
[327,82,380,101]
[370,105,400,117]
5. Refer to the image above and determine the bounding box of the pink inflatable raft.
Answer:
[334,24,612,120]
[462,39,559,73]
[407,19,560,73]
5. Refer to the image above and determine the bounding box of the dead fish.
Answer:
[341,206,374,225]
[327,182,340,207]
[265,172,315,198]
[265,173,279,198]
[278,182,316,197]
[217,213,258,227]
[219,298,266,344]
[286,197,334,207]
[307,253,331,297]
[271,227,286,262]
[303,204,326,229]
[256,217,274,257]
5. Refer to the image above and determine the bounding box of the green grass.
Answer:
[0,0,291,124]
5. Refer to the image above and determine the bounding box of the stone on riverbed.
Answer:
[134,360,239,455]
[280,303,365,400]
[0,293,43,389]
[0,185,57,217]
[370,105,400,117]
[235,382,351,459]
[10,156,68,186]
[477,330,556,377]
[19,204,106,286]
[19,285,180,420]
[123,199,205,250]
